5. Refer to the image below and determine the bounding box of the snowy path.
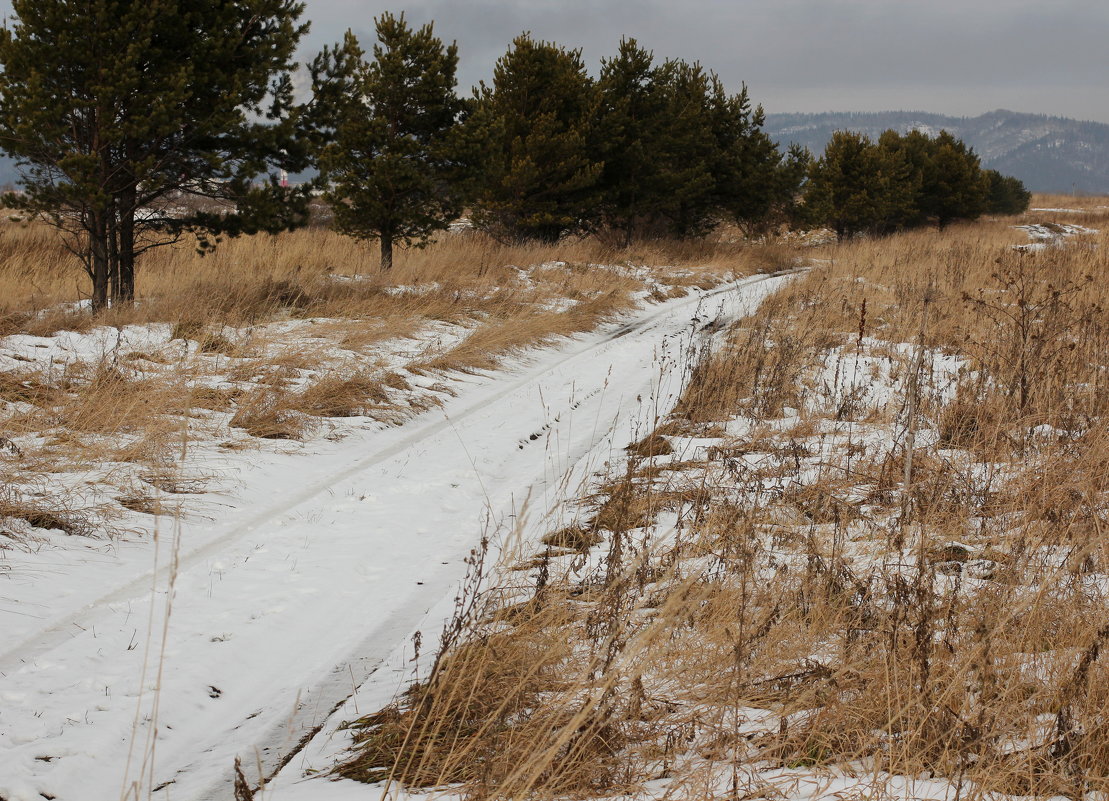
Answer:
[0,273,792,801]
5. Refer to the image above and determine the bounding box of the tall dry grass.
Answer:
[0,217,781,544]
[334,198,1109,800]
[0,219,763,333]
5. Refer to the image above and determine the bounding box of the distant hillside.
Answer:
[764,110,1109,195]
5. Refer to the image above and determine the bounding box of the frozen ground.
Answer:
[262,221,1105,801]
[1013,221,1098,250]
[0,272,793,801]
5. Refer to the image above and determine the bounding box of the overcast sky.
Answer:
[2,0,1105,123]
[294,0,1109,123]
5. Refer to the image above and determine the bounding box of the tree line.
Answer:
[0,4,1030,309]
[308,23,807,265]
[804,129,1031,239]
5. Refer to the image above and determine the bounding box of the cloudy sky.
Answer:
[0,0,1104,123]
[295,0,1109,123]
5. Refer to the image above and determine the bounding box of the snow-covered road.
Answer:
[0,272,792,801]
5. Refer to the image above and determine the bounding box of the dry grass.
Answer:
[291,372,390,417]
[337,197,1109,800]
[0,220,760,331]
[414,289,635,374]
[228,390,317,440]
[0,371,62,407]
[0,490,91,537]
[339,620,592,793]
[626,431,674,458]
[0,218,777,545]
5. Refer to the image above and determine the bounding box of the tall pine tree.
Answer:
[595,49,787,241]
[465,35,602,243]
[595,49,721,240]
[923,131,988,228]
[706,78,790,235]
[805,131,913,239]
[0,0,310,309]
[877,129,931,228]
[316,14,465,271]
[595,38,664,244]
[648,59,719,238]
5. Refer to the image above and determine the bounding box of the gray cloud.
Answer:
[1,0,1104,122]
[298,0,1109,122]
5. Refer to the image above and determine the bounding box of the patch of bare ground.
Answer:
[338,199,1109,800]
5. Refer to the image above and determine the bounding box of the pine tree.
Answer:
[768,143,813,232]
[707,79,789,235]
[805,131,912,239]
[876,129,930,228]
[302,32,365,160]
[0,0,309,309]
[924,131,988,227]
[647,59,719,238]
[806,128,1011,238]
[595,52,722,240]
[879,128,1002,228]
[316,14,465,270]
[466,35,602,243]
[984,169,1031,215]
[596,49,786,241]
[595,38,664,244]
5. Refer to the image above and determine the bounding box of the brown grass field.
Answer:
[325,197,1109,800]
[0,222,761,333]
[0,219,762,542]
[4,197,1109,799]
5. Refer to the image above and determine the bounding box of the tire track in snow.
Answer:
[0,271,796,801]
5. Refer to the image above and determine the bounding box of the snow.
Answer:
[290,285,1099,801]
[0,273,793,801]
[1013,221,1098,251]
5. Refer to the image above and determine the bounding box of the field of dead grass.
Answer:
[0,219,763,333]
[336,197,1109,800]
[0,220,772,547]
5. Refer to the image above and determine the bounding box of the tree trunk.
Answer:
[118,184,137,303]
[108,208,120,304]
[119,235,135,302]
[90,213,110,312]
[380,233,393,271]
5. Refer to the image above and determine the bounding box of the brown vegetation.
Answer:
[0,220,771,544]
[338,197,1109,800]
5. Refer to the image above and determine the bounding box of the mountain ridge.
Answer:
[764,109,1109,195]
